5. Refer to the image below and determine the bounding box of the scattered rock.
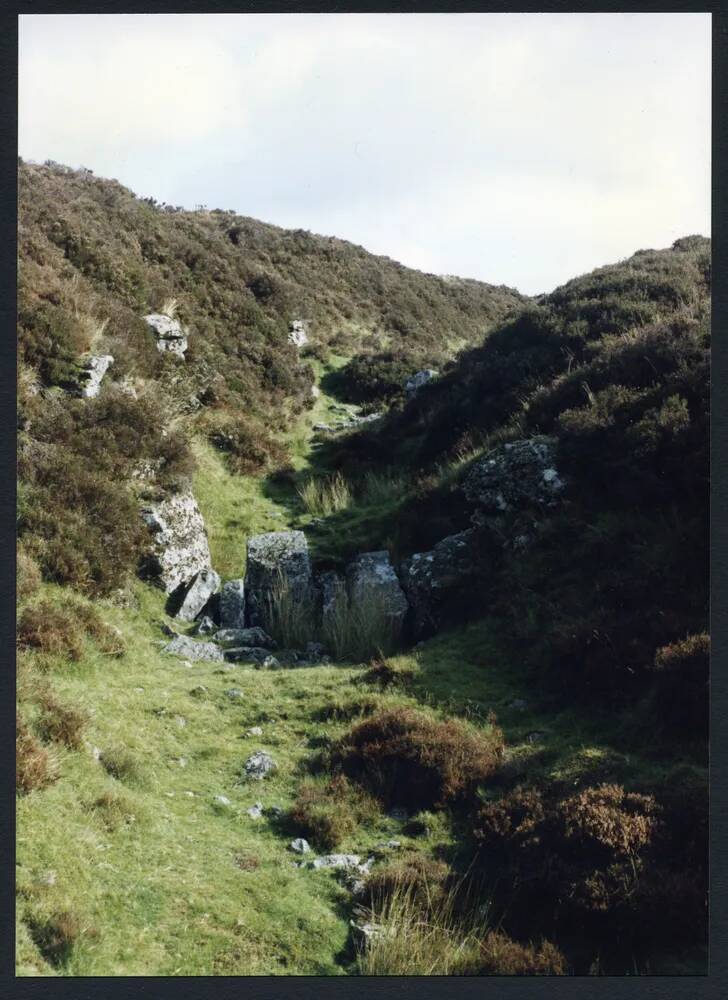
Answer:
[35,871,57,887]
[213,794,231,807]
[245,530,319,631]
[214,627,275,649]
[219,579,246,629]
[290,838,311,854]
[162,635,224,663]
[464,436,565,514]
[177,757,188,768]
[189,685,209,699]
[78,354,114,398]
[261,655,281,670]
[224,646,274,665]
[309,854,362,871]
[226,688,244,700]
[244,751,277,780]
[246,726,263,737]
[247,802,264,820]
[175,568,221,622]
[404,369,437,399]
[144,313,188,357]
[140,491,213,595]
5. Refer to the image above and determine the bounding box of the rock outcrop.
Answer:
[400,529,478,639]
[78,354,114,398]
[144,314,188,358]
[288,319,309,348]
[219,579,245,628]
[245,530,319,631]
[214,627,275,649]
[175,568,220,622]
[404,369,437,399]
[464,437,565,514]
[244,751,277,780]
[140,491,213,595]
[345,551,408,633]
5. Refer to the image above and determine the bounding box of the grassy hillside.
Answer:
[16,159,709,976]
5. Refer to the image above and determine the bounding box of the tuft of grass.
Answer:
[26,910,87,968]
[323,588,404,662]
[297,472,351,517]
[36,692,87,750]
[99,747,145,787]
[90,790,141,832]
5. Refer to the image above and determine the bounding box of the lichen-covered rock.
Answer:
[78,354,114,398]
[404,369,437,399]
[463,437,565,513]
[244,751,277,780]
[345,551,408,632]
[245,530,319,631]
[144,313,188,358]
[140,491,212,595]
[195,616,216,635]
[288,319,309,348]
[175,568,220,622]
[224,646,275,664]
[219,579,245,628]
[162,635,224,662]
[400,529,478,639]
[214,626,275,649]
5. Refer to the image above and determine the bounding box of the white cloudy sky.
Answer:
[19,12,710,294]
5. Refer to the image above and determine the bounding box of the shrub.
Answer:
[477,931,566,975]
[290,774,379,851]
[334,707,504,809]
[99,747,144,785]
[16,713,58,795]
[201,409,287,476]
[36,692,87,749]
[26,910,83,968]
[17,596,125,661]
[364,855,451,911]
[647,633,709,736]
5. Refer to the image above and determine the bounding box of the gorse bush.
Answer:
[335,707,504,809]
[16,713,58,795]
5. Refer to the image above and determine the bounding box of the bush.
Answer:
[16,713,58,795]
[36,691,86,749]
[647,633,709,736]
[289,774,378,851]
[334,707,504,809]
[26,910,84,968]
[17,546,41,601]
[477,931,566,975]
[17,596,124,661]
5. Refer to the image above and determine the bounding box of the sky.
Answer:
[18,12,711,295]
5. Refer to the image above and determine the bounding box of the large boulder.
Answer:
[175,568,220,622]
[245,531,319,632]
[144,314,188,358]
[219,579,246,628]
[140,491,213,595]
[78,355,114,398]
[400,529,479,639]
[404,369,437,399]
[463,437,565,514]
[345,551,408,634]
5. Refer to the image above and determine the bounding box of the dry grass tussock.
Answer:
[297,471,351,517]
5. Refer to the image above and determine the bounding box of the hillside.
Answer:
[16,161,709,977]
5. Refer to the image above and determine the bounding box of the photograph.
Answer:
[15,10,710,977]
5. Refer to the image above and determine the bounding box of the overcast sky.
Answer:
[19,12,710,295]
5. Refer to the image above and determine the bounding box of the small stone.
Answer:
[91,745,102,761]
[133,687,144,693]
[185,791,195,798]
[213,795,231,807]
[226,688,244,700]
[36,870,56,886]
[178,757,188,768]
[261,655,281,670]
[290,838,311,854]
[247,802,264,820]
[175,716,187,728]
[310,854,362,871]
[246,726,263,737]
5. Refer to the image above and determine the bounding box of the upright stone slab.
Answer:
[140,491,212,595]
[175,568,221,622]
[245,531,318,633]
[400,529,478,640]
[345,551,408,635]
[219,579,246,628]
[78,355,114,398]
